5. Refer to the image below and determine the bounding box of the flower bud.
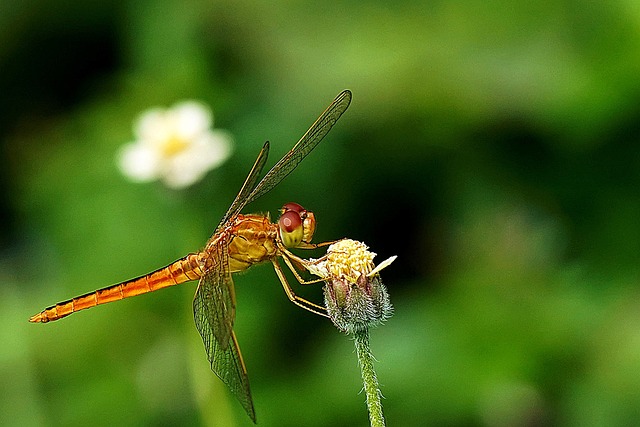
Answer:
[308,239,395,334]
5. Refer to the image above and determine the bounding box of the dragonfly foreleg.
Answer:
[295,239,339,250]
[271,258,328,318]
[280,251,326,286]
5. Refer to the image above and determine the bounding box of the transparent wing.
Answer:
[210,90,350,238]
[191,90,351,422]
[215,141,270,234]
[194,235,235,346]
[219,90,351,221]
[193,238,255,422]
[243,89,351,207]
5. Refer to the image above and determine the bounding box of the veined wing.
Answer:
[226,90,352,220]
[215,141,270,234]
[194,234,235,347]
[193,237,255,421]
[192,90,351,422]
[194,288,255,422]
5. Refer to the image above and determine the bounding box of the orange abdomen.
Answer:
[29,253,203,323]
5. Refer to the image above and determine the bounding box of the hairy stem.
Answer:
[354,328,385,427]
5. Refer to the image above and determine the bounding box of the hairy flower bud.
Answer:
[307,239,395,334]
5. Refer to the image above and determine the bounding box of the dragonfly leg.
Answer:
[280,251,326,286]
[271,258,328,318]
[279,239,344,282]
[296,239,339,250]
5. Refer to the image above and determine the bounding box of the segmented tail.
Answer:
[29,253,203,323]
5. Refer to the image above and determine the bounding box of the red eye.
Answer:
[279,210,304,248]
[281,202,305,214]
[279,211,302,233]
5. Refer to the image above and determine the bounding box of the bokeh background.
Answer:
[4,0,640,426]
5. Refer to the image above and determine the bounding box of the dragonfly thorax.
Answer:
[219,214,279,273]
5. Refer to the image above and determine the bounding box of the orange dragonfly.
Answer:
[29,89,352,423]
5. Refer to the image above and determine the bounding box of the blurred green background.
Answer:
[3,0,640,426]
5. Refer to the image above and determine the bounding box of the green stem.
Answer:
[353,328,386,427]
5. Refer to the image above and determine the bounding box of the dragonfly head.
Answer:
[278,202,316,248]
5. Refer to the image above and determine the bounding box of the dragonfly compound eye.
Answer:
[280,202,316,245]
[280,202,305,214]
[279,210,304,247]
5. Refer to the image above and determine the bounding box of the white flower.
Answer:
[118,101,233,189]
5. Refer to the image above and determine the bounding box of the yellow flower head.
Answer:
[308,239,395,334]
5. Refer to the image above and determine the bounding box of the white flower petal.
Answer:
[191,131,233,169]
[368,256,397,276]
[118,143,162,181]
[162,154,205,189]
[171,101,212,141]
[162,170,202,189]
[134,109,171,145]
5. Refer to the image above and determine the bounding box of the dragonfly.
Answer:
[29,89,352,423]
